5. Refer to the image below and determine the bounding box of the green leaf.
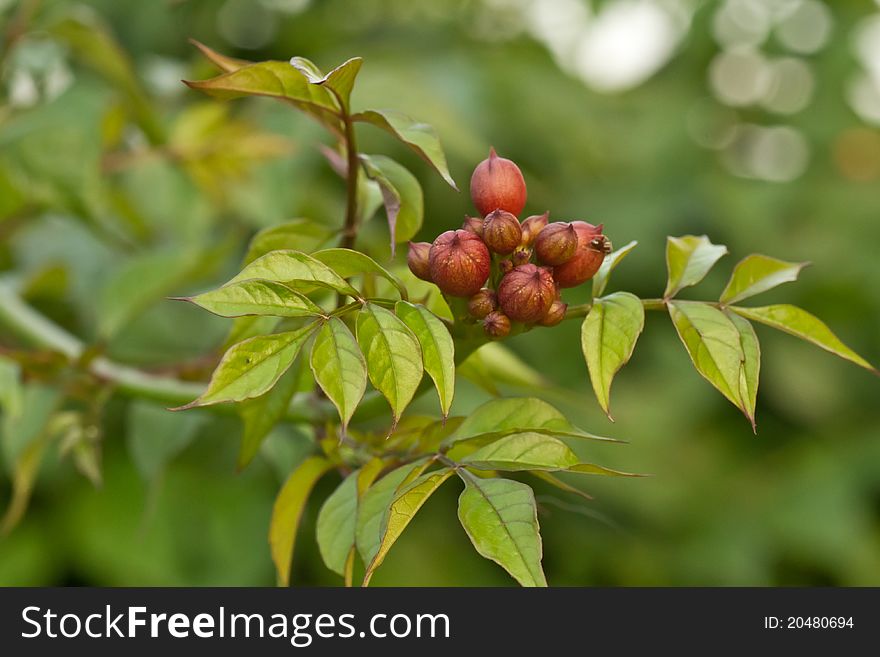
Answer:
[720,254,808,305]
[312,248,407,299]
[664,235,728,298]
[244,219,334,265]
[316,472,359,577]
[457,475,547,587]
[355,304,423,427]
[567,463,644,477]
[292,57,363,113]
[360,154,424,253]
[127,401,206,480]
[730,305,877,373]
[447,397,612,446]
[394,302,455,418]
[236,362,301,470]
[363,467,455,585]
[269,456,333,586]
[310,318,368,432]
[230,250,359,297]
[353,109,458,190]
[581,292,645,419]
[593,240,638,298]
[176,323,317,409]
[530,471,593,501]
[667,300,749,419]
[184,279,324,318]
[461,432,579,472]
[190,39,250,73]
[1,432,51,536]
[184,61,340,127]
[724,310,760,432]
[356,460,429,566]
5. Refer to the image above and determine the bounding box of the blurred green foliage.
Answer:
[1,0,879,586]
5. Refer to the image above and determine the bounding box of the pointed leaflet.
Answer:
[581,292,645,419]
[457,474,547,587]
[446,397,615,446]
[461,432,579,472]
[360,154,424,253]
[292,57,362,113]
[355,304,423,426]
[667,301,751,421]
[315,457,385,577]
[236,363,301,470]
[363,467,454,585]
[310,318,368,432]
[175,323,317,409]
[664,235,728,298]
[530,471,594,501]
[230,250,359,297]
[184,279,324,318]
[395,302,455,418]
[592,240,638,297]
[312,248,407,299]
[183,61,340,127]
[720,254,808,305]
[189,39,250,73]
[244,219,334,265]
[269,456,333,586]
[356,460,430,566]
[353,109,458,190]
[730,305,877,373]
[725,310,760,431]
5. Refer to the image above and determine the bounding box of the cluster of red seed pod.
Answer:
[408,149,611,338]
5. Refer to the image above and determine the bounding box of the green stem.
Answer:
[340,114,360,251]
[564,297,668,320]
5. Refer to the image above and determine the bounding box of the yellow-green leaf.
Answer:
[725,310,760,432]
[664,235,728,298]
[360,154,424,253]
[312,248,407,299]
[593,240,638,297]
[353,109,458,190]
[293,57,363,112]
[268,456,333,586]
[457,474,547,587]
[184,279,324,318]
[720,254,808,305]
[230,250,359,298]
[731,305,877,373]
[363,467,454,585]
[461,432,579,472]
[244,219,334,265]
[310,318,367,432]
[176,323,317,409]
[581,292,645,419]
[356,304,423,427]
[395,302,455,418]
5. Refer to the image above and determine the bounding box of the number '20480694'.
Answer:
[764,617,854,629]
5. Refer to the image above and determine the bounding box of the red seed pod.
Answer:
[538,299,568,327]
[428,229,491,297]
[497,263,556,323]
[470,148,527,217]
[482,311,511,339]
[468,288,498,319]
[535,222,579,266]
[407,241,432,281]
[552,222,608,288]
[512,247,532,267]
[482,209,522,255]
[461,215,484,237]
[520,211,549,247]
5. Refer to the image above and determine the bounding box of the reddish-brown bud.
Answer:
[499,259,514,275]
[512,247,531,267]
[535,222,579,266]
[497,263,556,323]
[552,222,608,288]
[520,212,549,247]
[470,148,527,217]
[538,299,568,327]
[482,311,511,339]
[482,209,522,255]
[468,288,498,319]
[407,241,432,281]
[461,215,484,237]
[428,229,491,297]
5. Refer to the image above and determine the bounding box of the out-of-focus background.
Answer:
[1,0,879,586]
